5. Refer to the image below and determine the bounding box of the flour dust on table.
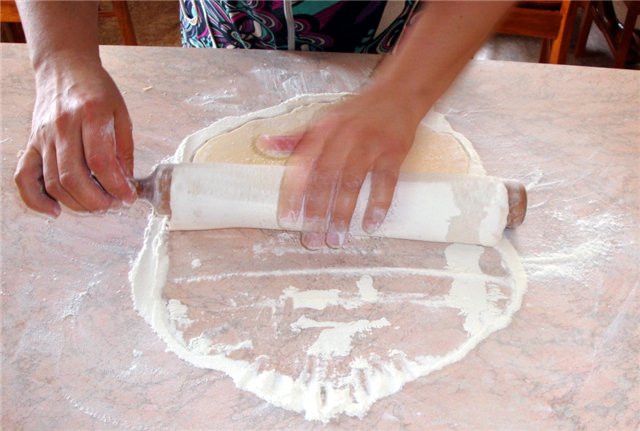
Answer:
[130,94,527,422]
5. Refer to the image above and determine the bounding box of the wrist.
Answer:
[33,50,103,82]
[364,72,438,126]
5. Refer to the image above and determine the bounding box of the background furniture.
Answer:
[0,0,137,45]
[497,0,578,64]
[0,0,24,42]
[575,0,640,67]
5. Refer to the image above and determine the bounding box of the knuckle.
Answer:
[58,171,78,190]
[373,168,399,183]
[305,192,327,209]
[13,169,26,188]
[86,153,108,174]
[311,172,337,190]
[313,161,340,181]
[341,174,364,193]
[53,111,72,130]
[80,98,102,117]
[43,176,62,196]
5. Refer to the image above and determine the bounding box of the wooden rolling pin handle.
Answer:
[131,164,173,216]
[505,180,527,228]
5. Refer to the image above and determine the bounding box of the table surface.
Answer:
[1,43,639,430]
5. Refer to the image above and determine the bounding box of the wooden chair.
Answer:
[0,0,137,45]
[0,0,24,42]
[497,0,578,64]
[575,1,640,68]
[98,0,137,45]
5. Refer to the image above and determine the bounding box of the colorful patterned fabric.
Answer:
[180,1,420,53]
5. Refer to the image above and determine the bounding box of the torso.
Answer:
[180,0,420,53]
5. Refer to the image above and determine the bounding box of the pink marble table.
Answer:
[1,43,638,430]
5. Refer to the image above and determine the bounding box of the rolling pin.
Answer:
[132,163,526,247]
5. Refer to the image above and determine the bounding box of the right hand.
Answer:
[14,56,136,217]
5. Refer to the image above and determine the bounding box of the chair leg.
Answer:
[539,39,550,63]
[613,3,640,68]
[0,22,25,43]
[575,1,595,58]
[111,1,137,45]
[549,1,578,64]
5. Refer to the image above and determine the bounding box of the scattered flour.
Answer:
[129,94,528,423]
[522,239,614,280]
[523,212,625,281]
[130,216,526,422]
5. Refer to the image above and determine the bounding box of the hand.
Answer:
[264,85,425,249]
[14,56,136,217]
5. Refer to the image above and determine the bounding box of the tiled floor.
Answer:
[98,1,634,69]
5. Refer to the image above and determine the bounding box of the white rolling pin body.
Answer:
[167,163,509,247]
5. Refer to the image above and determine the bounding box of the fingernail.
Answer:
[255,134,301,158]
[302,232,324,250]
[46,206,61,220]
[326,223,346,248]
[121,188,136,205]
[278,210,299,230]
[364,207,387,234]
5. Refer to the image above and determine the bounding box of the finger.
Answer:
[300,143,352,250]
[41,144,86,213]
[14,147,61,217]
[300,164,340,250]
[83,115,136,204]
[114,105,134,178]
[56,128,114,212]
[327,153,373,248]
[254,134,303,159]
[277,132,321,231]
[363,154,403,234]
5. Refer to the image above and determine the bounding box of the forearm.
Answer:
[372,1,512,121]
[17,0,101,74]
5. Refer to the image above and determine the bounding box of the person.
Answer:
[14,1,511,249]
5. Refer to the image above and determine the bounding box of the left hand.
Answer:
[261,84,425,249]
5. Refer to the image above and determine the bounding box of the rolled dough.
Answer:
[192,95,473,175]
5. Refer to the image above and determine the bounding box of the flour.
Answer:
[290,316,391,359]
[522,212,624,281]
[253,232,383,258]
[167,299,194,329]
[130,227,525,422]
[282,286,341,310]
[445,244,507,335]
[356,275,378,302]
[129,94,528,422]
[281,275,387,321]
